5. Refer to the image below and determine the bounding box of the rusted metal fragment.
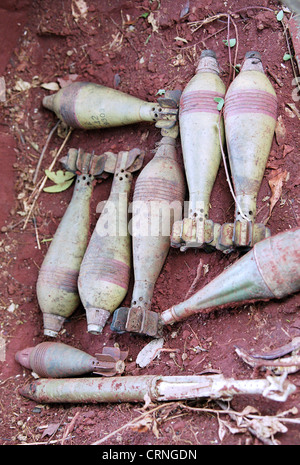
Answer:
[245,336,300,360]
[235,340,300,375]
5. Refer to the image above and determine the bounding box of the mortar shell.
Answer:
[179,50,225,221]
[131,136,185,307]
[36,173,94,337]
[15,342,125,377]
[111,133,185,335]
[161,227,300,325]
[42,82,171,129]
[224,51,277,245]
[78,152,140,334]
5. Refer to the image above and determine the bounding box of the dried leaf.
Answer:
[275,115,286,145]
[41,423,60,438]
[71,0,88,19]
[152,419,160,439]
[14,78,31,92]
[136,338,164,368]
[148,12,159,33]
[142,393,153,410]
[218,418,227,441]
[57,74,79,88]
[283,144,294,158]
[41,82,60,91]
[218,418,247,441]
[268,170,288,217]
[248,416,288,439]
[130,416,152,433]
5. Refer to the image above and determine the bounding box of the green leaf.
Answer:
[214,97,224,111]
[283,53,291,61]
[140,12,150,18]
[223,38,236,48]
[276,10,284,21]
[45,169,75,184]
[156,89,166,96]
[43,178,75,193]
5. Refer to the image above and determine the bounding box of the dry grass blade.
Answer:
[33,120,60,184]
[91,402,179,445]
[22,128,73,230]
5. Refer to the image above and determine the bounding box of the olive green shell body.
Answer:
[130,136,185,312]
[36,175,93,337]
[78,166,132,334]
[224,54,277,246]
[43,82,160,129]
[179,55,225,220]
[161,227,300,325]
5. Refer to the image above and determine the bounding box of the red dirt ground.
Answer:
[0,0,300,446]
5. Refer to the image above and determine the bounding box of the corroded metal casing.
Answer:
[111,126,185,337]
[19,373,295,404]
[171,50,225,251]
[42,82,178,129]
[78,149,144,335]
[15,342,126,377]
[161,227,300,327]
[37,150,105,338]
[221,51,277,249]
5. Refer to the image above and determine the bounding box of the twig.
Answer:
[33,120,60,184]
[91,402,179,445]
[185,258,203,299]
[61,411,80,445]
[32,216,41,250]
[22,128,73,230]
[215,399,275,445]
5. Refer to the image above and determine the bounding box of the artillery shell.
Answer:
[161,227,300,326]
[171,50,226,250]
[15,342,126,377]
[42,82,178,129]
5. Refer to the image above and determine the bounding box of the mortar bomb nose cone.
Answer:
[15,347,34,369]
[42,94,56,111]
[245,51,262,61]
[200,49,217,58]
